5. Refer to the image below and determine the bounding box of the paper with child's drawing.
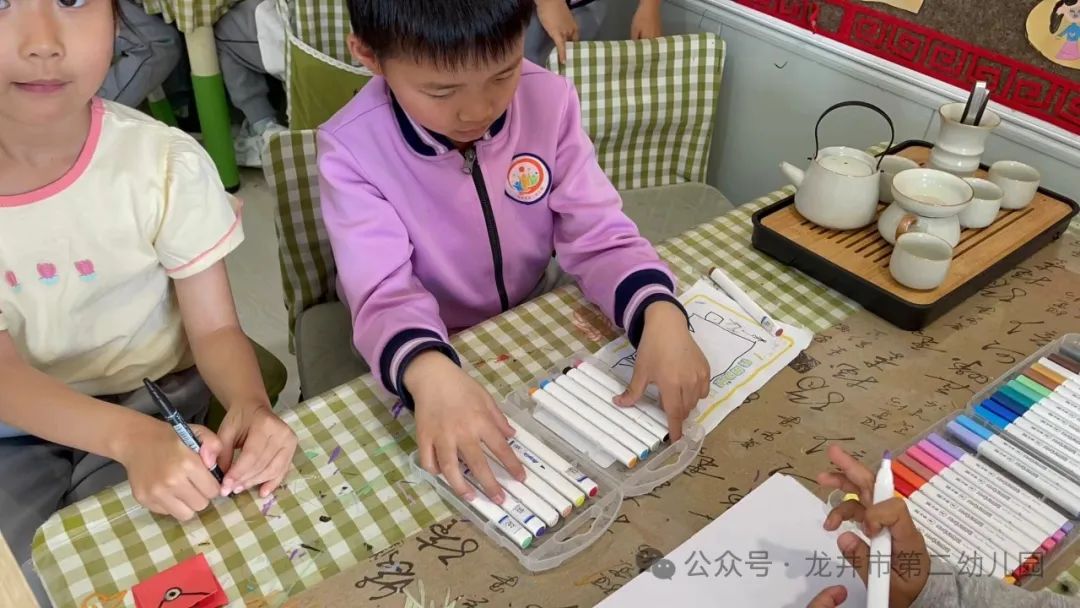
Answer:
[857,0,923,13]
[596,474,867,607]
[594,280,812,433]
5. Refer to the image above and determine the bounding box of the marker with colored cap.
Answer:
[1027,365,1080,407]
[946,418,1080,516]
[564,368,669,441]
[1009,377,1080,415]
[1015,374,1080,413]
[906,500,1008,579]
[1048,351,1080,374]
[507,420,598,498]
[973,402,1080,469]
[991,394,1080,451]
[897,453,1048,552]
[1039,358,1080,393]
[893,459,1036,558]
[957,414,1080,493]
[540,381,652,458]
[924,435,1073,535]
[529,386,639,469]
[867,451,893,608]
[907,444,1064,541]
[442,475,533,549]
[461,464,546,537]
[575,360,668,427]
[553,374,663,449]
[506,437,582,512]
[995,386,1080,442]
[481,454,561,528]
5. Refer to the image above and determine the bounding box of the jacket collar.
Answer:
[390,93,508,157]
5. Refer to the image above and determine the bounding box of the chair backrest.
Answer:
[263,129,335,351]
[547,33,726,190]
[279,0,373,129]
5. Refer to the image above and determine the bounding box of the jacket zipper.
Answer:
[462,146,510,312]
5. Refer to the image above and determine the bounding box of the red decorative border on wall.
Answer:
[734,0,1080,136]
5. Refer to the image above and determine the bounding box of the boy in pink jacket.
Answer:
[318,0,709,502]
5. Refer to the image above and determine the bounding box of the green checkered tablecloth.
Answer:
[31,188,861,607]
[139,0,238,32]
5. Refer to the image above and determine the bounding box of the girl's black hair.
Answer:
[1051,0,1079,33]
[347,0,535,69]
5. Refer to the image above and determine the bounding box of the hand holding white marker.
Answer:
[817,446,931,608]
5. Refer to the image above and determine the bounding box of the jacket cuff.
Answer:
[614,269,685,346]
[627,294,687,348]
[380,328,461,410]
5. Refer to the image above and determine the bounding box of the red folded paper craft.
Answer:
[132,553,228,608]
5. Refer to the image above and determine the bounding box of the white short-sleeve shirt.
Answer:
[0,99,244,436]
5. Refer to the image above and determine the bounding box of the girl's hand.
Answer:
[631,0,664,40]
[119,417,223,521]
[817,446,930,608]
[406,351,526,501]
[536,0,579,64]
[614,301,709,440]
[217,402,298,498]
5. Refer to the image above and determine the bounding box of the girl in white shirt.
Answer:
[0,0,297,601]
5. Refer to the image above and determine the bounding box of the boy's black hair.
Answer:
[1051,0,1079,33]
[347,0,535,69]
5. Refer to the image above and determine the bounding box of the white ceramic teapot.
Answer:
[779,101,895,231]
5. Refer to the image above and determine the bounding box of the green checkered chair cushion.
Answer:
[279,0,372,129]
[547,33,726,190]
[263,129,334,351]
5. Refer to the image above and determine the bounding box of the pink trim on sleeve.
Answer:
[0,98,105,208]
[163,200,245,276]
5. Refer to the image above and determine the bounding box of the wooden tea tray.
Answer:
[752,140,1079,330]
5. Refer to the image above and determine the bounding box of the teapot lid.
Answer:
[817,154,874,177]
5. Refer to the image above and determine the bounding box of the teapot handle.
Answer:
[813,101,896,171]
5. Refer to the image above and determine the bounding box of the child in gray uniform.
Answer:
[807,446,1080,608]
[528,0,663,65]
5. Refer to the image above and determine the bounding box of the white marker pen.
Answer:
[564,369,669,441]
[507,420,599,497]
[575,360,669,427]
[541,381,652,458]
[553,375,663,449]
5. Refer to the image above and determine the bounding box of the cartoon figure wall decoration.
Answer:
[1027,0,1080,69]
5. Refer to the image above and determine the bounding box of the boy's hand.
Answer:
[536,0,579,64]
[119,417,223,521]
[817,446,930,608]
[217,402,298,498]
[406,351,526,501]
[631,0,663,40]
[614,301,709,441]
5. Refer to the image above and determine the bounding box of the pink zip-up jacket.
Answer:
[318,60,681,406]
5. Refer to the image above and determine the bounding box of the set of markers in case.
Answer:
[891,334,1080,585]
[411,354,704,571]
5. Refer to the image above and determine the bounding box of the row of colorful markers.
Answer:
[437,361,661,549]
[893,348,1080,583]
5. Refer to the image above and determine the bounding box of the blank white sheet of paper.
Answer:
[596,474,868,608]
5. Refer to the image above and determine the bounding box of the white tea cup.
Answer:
[989,161,1040,210]
[958,178,1004,229]
[890,231,953,291]
[878,155,919,204]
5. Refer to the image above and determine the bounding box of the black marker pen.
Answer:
[143,378,225,483]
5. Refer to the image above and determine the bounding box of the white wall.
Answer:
[597,0,1080,206]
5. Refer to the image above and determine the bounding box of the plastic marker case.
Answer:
[411,353,704,571]
[894,334,1080,586]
